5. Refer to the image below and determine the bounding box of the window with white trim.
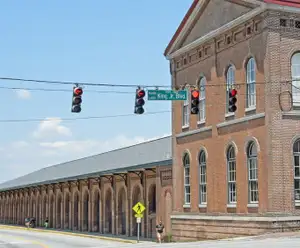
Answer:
[247,141,258,204]
[183,153,191,205]
[198,150,207,205]
[226,65,235,114]
[246,57,256,108]
[291,53,300,106]
[294,139,300,202]
[182,90,189,127]
[198,77,206,122]
[227,145,236,204]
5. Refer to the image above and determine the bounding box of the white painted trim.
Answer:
[183,204,191,208]
[267,3,300,14]
[169,0,206,58]
[166,6,266,59]
[166,0,265,58]
[216,112,265,128]
[176,126,213,138]
[282,110,300,117]
[247,203,258,208]
[170,214,300,222]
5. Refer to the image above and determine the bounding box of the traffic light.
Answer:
[228,88,237,112]
[71,86,83,113]
[190,89,200,114]
[134,88,145,114]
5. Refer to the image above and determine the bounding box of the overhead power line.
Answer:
[0,110,170,123]
[0,76,299,90]
[0,86,133,94]
[0,76,169,89]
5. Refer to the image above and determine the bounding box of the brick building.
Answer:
[0,136,173,239]
[164,0,300,241]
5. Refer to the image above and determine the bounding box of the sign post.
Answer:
[132,202,146,243]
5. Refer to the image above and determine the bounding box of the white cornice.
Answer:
[266,3,300,14]
[167,0,206,59]
[166,5,266,60]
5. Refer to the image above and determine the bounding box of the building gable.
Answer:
[179,0,255,48]
[164,0,265,58]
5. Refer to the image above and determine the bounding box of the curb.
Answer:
[0,225,137,244]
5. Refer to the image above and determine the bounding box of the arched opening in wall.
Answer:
[42,196,47,225]
[30,199,34,218]
[104,189,112,233]
[164,191,172,235]
[105,189,112,233]
[36,196,40,226]
[148,184,156,238]
[57,195,62,229]
[118,187,126,235]
[24,198,28,219]
[83,192,89,231]
[73,193,79,230]
[93,191,100,232]
[131,185,141,236]
[50,195,54,228]
[65,193,70,229]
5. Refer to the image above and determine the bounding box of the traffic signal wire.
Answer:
[0,76,299,89]
[0,110,170,123]
[0,86,134,94]
[0,76,169,89]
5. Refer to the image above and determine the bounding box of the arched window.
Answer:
[294,139,300,201]
[246,57,256,109]
[247,141,258,204]
[198,150,207,205]
[182,90,190,127]
[198,77,206,122]
[226,65,235,114]
[183,153,191,205]
[291,53,300,106]
[227,145,236,204]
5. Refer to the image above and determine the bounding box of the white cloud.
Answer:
[33,117,72,139]
[16,89,31,99]
[0,117,170,183]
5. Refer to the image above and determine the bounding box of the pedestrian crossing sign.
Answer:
[132,202,146,214]
[135,213,143,218]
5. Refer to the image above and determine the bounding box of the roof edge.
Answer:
[164,0,199,57]
[0,159,173,192]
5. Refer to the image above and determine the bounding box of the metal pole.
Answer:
[137,222,140,243]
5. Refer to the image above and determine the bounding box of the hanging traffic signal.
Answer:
[71,86,83,113]
[134,88,145,114]
[228,89,237,112]
[190,89,200,114]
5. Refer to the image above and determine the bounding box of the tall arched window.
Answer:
[226,65,235,114]
[246,57,256,109]
[198,150,207,205]
[182,90,190,127]
[183,153,191,205]
[198,77,206,122]
[247,141,258,204]
[227,145,236,204]
[294,139,300,202]
[291,53,300,106]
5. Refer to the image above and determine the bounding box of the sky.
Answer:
[0,1,192,183]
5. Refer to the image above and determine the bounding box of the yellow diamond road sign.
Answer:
[132,202,145,214]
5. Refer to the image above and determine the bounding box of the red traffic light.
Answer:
[230,89,237,97]
[191,90,199,98]
[74,87,83,96]
[137,89,145,98]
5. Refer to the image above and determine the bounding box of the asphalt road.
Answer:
[0,227,299,248]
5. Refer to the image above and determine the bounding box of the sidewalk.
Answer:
[0,224,154,243]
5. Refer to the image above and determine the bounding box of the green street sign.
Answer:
[147,90,187,101]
